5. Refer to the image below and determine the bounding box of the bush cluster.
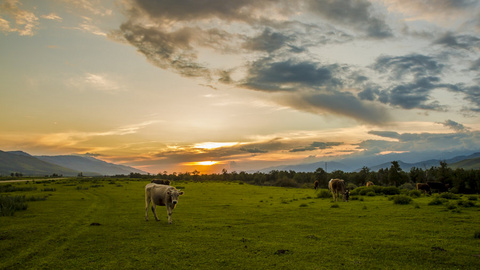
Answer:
[392,195,412,205]
[0,195,28,216]
[350,186,401,196]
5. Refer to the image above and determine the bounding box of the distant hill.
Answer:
[253,161,349,173]
[450,157,480,170]
[0,150,79,176]
[36,155,147,176]
[364,152,480,172]
[0,150,148,176]
[255,152,480,173]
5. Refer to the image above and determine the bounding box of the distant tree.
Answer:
[388,161,404,186]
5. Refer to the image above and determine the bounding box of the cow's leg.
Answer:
[145,197,150,221]
[167,206,173,224]
[152,204,160,221]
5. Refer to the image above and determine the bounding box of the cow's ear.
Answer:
[179,191,184,195]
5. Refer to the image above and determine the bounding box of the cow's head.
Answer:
[168,189,184,205]
[343,189,350,201]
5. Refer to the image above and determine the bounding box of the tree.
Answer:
[388,161,406,186]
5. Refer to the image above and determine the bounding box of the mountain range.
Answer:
[0,150,147,176]
[2,149,480,177]
[255,151,480,173]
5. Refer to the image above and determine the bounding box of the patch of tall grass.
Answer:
[0,195,28,216]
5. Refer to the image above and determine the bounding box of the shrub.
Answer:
[316,189,332,199]
[274,178,299,188]
[366,192,376,197]
[393,195,412,205]
[475,231,480,239]
[346,183,357,190]
[467,195,478,201]
[383,187,401,195]
[331,203,340,208]
[428,197,447,206]
[0,185,37,193]
[439,192,459,200]
[446,202,457,210]
[0,195,28,216]
[399,183,415,190]
[457,200,476,208]
[409,190,421,198]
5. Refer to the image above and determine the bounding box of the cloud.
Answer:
[64,0,113,16]
[360,129,480,155]
[243,28,292,53]
[0,0,39,36]
[68,73,124,92]
[277,90,390,125]
[242,58,342,91]
[438,119,471,133]
[290,141,343,152]
[361,54,466,111]
[111,0,480,125]
[308,0,393,38]
[368,131,400,139]
[41,13,62,21]
[433,32,480,51]
[383,0,479,24]
[372,54,444,80]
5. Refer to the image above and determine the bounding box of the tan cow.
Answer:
[145,183,184,224]
[328,179,348,202]
[366,181,374,187]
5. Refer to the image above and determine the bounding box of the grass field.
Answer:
[1,179,480,269]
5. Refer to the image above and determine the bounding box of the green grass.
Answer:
[1,179,480,269]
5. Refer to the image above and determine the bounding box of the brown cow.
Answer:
[426,182,449,193]
[314,180,319,190]
[151,179,171,185]
[366,181,374,187]
[416,183,431,195]
[328,179,348,202]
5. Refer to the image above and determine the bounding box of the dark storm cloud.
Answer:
[308,0,393,38]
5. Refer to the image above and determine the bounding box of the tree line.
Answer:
[127,161,479,194]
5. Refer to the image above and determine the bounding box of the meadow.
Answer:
[1,179,480,269]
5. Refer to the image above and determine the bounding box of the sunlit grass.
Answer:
[1,180,479,269]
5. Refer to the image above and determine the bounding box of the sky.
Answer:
[1,0,480,174]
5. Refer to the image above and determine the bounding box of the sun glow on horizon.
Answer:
[193,142,238,149]
[184,161,219,166]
